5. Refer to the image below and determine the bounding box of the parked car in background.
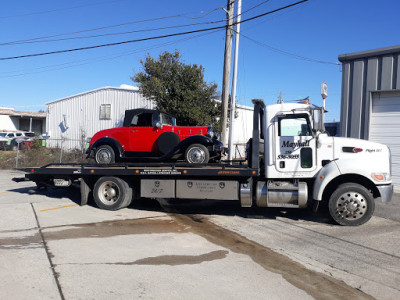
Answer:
[86,109,224,164]
[0,131,35,150]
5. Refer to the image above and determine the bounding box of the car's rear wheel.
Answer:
[95,145,115,164]
[185,144,209,164]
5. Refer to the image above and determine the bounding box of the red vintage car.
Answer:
[86,109,223,164]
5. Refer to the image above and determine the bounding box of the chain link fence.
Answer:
[0,137,88,169]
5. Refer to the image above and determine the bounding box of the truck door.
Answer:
[275,113,317,174]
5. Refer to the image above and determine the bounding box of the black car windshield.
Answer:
[161,113,175,126]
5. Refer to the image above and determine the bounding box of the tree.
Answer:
[132,50,220,126]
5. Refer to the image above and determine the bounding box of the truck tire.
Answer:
[95,145,115,164]
[185,144,209,164]
[93,176,132,210]
[328,183,375,226]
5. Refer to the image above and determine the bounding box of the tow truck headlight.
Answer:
[371,173,391,182]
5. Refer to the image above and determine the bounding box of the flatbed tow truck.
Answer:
[13,99,393,226]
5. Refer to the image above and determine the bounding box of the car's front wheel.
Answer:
[185,144,209,164]
[95,145,115,164]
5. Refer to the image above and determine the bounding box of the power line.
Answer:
[0,0,127,19]
[0,15,186,46]
[0,30,223,78]
[240,0,272,16]
[240,33,339,65]
[1,6,226,46]
[0,0,309,61]
[1,18,226,46]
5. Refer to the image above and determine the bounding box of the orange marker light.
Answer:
[90,170,94,173]
[373,174,385,181]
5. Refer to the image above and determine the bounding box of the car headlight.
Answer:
[207,125,214,138]
[85,137,92,150]
[207,125,220,140]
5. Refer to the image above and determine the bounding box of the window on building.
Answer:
[100,104,111,120]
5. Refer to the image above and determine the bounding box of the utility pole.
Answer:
[228,0,241,161]
[220,0,235,148]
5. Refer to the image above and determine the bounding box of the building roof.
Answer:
[338,45,400,62]
[0,108,45,118]
[46,85,140,105]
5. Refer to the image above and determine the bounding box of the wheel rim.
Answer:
[96,148,112,164]
[334,191,368,220]
[187,147,205,163]
[98,181,120,205]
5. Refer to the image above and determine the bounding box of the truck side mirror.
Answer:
[155,122,162,129]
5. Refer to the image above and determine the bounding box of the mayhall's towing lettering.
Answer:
[14,98,393,226]
[281,140,310,148]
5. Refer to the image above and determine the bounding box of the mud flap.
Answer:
[80,177,92,206]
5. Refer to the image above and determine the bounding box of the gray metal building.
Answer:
[339,45,400,190]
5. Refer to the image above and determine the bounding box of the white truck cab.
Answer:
[251,99,393,226]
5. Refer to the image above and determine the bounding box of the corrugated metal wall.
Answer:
[339,45,400,139]
[46,87,155,149]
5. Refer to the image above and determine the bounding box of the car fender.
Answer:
[159,135,218,160]
[88,137,124,158]
[177,135,217,152]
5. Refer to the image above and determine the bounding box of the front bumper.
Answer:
[377,184,393,203]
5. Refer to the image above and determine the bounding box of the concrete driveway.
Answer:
[1,170,399,299]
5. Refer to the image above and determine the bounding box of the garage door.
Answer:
[369,92,400,191]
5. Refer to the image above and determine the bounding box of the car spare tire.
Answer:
[156,132,180,155]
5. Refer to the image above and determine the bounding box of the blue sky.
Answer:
[0,0,399,121]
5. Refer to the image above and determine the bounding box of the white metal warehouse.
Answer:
[338,45,400,191]
[46,85,155,150]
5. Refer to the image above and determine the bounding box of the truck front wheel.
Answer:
[93,176,132,210]
[328,183,375,226]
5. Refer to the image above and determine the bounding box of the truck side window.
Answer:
[300,148,313,168]
[278,115,311,136]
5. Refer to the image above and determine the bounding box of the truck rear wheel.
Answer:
[328,183,375,226]
[93,176,132,210]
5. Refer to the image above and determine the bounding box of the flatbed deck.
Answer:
[21,162,258,178]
